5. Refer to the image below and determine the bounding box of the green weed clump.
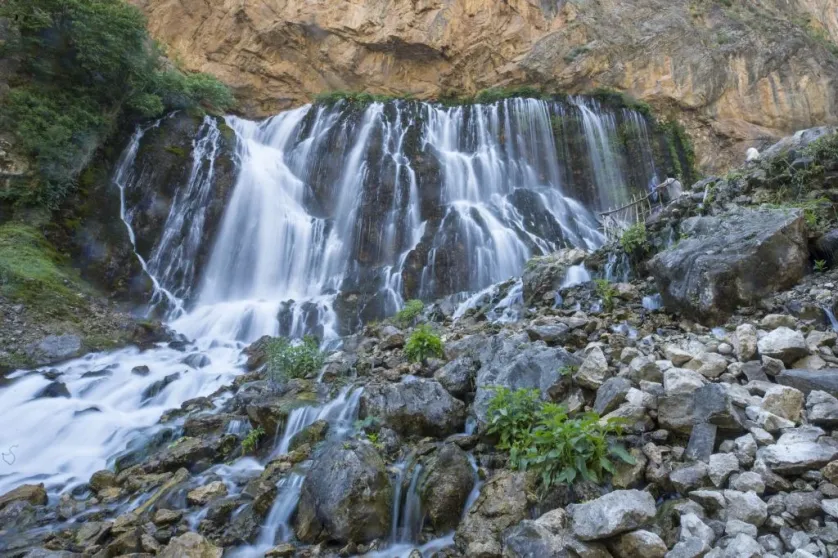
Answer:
[394,299,424,328]
[265,336,325,383]
[594,279,618,312]
[404,325,445,363]
[241,426,265,454]
[619,222,649,256]
[486,387,634,489]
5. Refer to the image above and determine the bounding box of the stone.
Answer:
[734,434,758,467]
[158,532,222,558]
[525,323,571,345]
[694,383,744,431]
[501,518,564,558]
[608,529,667,558]
[757,441,838,475]
[722,533,763,558]
[777,369,838,398]
[726,519,758,537]
[434,357,476,399]
[658,393,696,434]
[757,327,809,366]
[740,362,769,383]
[665,346,694,366]
[593,377,632,415]
[455,471,532,557]
[666,537,710,558]
[670,463,710,494]
[730,472,765,494]
[359,378,466,437]
[575,346,610,390]
[822,499,838,519]
[734,324,759,362]
[296,440,391,544]
[131,365,150,376]
[628,355,663,383]
[684,423,717,463]
[89,470,117,492]
[680,513,715,546]
[182,353,211,368]
[153,508,182,526]
[761,314,797,329]
[649,208,808,323]
[0,484,47,509]
[35,381,70,399]
[708,453,739,487]
[684,352,728,379]
[186,481,228,505]
[288,420,329,452]
[664,368,706,395]
[418,443,475,532]
[806,390,838,427]
[568,489,656,541]
[785,491,823,519]
[34,334,82,361]
[761,385,804,422]
[379,325,405,350]
[723,490,768,526]
[141,372,181,401]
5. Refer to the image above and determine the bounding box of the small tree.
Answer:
[404,325,444,363]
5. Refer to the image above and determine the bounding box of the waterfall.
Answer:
[824,305,838,332]
[560,264,592,288]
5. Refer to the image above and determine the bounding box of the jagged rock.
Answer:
[649,208,807,323]
[607,529,667,558]
[809,390,838,427]
[685,423,717,463]
[666,537,710,558]
[723,490,767,526]
[288,419,329,452]
[141,372,181,401]
[671,463,710,494]
[525,323,571,345]
[522,248,587,304]
[785,491,823,519]
[0,484,47,509]
[419,443,475,532]
[153,509,182,526]
[734,324,759,362]
[628,355,663,383]
[757,441,838,475]
[359,378,466,437]
[182,353,211,368]
[730,472,765,494]
[761,385,804,422]
[684,352,728,379]
[158,532,222,558]
[664,346,694,366]
[568,489,656,541]
[593,377,632,415]
[758,327,809,366]
[434,357,476,399]
[456,470,533,557]
[664,368,706,395]
[658,393,696,434]
[734,434,758,467]
[777,369,838,398]
[89,470,117,492]
[296,440,391,544]
[679,513,715,546]
[574,346,610,390]
[379,325,405,350]
[694,383,745,431]
[722,533,763,558]
[186,481,228,505]
[35,381,71,399]
[708,454,739,487]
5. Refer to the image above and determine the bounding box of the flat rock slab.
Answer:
[777,369,838,398]
[569,489,656,541]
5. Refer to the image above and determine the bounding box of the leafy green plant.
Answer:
[486,388,634,490]
[594,279,618,312]
[404,325,445,363]
[0,0,234,208]
[241,426,265,454]
[559,365,578,377]
[394,299,424,328]
[619,222,649,255]
[265,335,325,383]
[815,259,828,272]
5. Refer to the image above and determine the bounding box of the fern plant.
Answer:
[594,279,618,312]
[394,299,424,328]
[241,426,265,454]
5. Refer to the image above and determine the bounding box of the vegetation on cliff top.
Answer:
[0,0,234,209]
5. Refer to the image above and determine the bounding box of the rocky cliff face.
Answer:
[130,0,838,172]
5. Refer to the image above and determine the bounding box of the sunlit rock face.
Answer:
[130,0,838,173]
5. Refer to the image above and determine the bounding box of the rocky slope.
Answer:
[130,0,838,172]
[3,127,838,558]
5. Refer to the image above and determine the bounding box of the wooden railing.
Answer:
[599,178,683,241]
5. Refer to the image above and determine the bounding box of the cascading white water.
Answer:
[560,264,592,289]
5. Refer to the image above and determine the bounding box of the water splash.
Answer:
[824,305,838,332]
[642,293,663,311]
[560,264,592,288]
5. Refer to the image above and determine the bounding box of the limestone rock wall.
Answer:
[130,0,838,173]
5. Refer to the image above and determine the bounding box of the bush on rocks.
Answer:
[404,325,445,363]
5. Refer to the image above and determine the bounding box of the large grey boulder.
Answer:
[568,489,657,541]
[295,440,392,544]
[777,369,838,398]
[419,443,475,532]
[648,208,807,324]
[757,440,838,476]
[471,331,580,423]
[757,327,809,366]
[359,378,466,437]
[456,470,533,557]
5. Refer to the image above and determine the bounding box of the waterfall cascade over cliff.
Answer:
[126,97,667,342]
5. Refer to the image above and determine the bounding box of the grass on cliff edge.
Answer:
[0,223,88,314]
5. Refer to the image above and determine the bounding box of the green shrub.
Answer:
[241,426,265,454]
[0,0,234,208]
[619,222,649,255]
[404,325,445,363]
[594,279,618,312]
[265,335,325,383]
[394,299,424,328]
[486,388,634,489]
[815,259,828,272]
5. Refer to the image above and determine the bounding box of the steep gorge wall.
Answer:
[130,0,838,173]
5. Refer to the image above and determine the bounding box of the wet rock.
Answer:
[456,470,533,557]
[568,489,656,540]
[525,323,571,345]
[153,509,182,526]
[607,529,667,558]
[142,437,235,474]
[288,419,329,452]
[131,365,150,376]
[141,372,181,401]
[158,532,222,558]
[522,248,587,304]
[0,484,47,509]
[758,327,809,366]
[187,481,228,505]
[649,208,808,323]
[434,356,477,399]
[379,325,405,350]
[182,353,211,368]
[32,334,82,361]
[359,378,465,437]
[35,381,70,399]
[296,440,391,544]
[419,443,475,532]
[89,470,117,493]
